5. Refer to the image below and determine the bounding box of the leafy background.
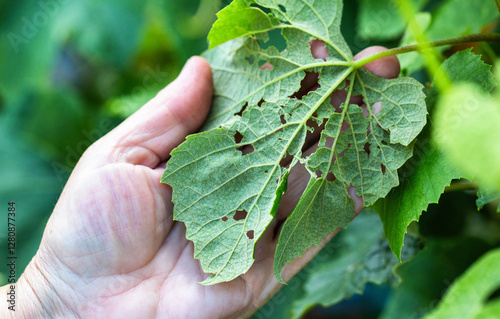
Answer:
[1,0,500,318]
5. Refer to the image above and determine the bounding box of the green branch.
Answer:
[353,33,500,69]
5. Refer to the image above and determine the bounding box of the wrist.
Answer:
[1,254,78,318]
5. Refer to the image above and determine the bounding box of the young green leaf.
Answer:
[163,0,427,285]
[423,248,500,319]
[207,0,275,49]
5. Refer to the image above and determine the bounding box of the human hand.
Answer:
[1,47,399,319]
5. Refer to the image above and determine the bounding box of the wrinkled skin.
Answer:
[0,46,399,318]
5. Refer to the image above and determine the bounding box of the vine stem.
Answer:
[352,33,500,69]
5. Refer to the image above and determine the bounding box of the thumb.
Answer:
[92,57,213,169]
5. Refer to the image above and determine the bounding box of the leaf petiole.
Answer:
[352,33,500,69]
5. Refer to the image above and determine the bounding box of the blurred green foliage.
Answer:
[1,0,500,318]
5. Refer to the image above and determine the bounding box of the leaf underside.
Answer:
[162,0,427,285]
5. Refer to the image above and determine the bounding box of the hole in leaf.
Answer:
[258,99,266,107]
[302,118,327,156]
[234,210,248,221]
[279,153,293,169]
[280,114,287,124]
[264,170,269,173]
[338,149,346,158]
[237,144,255,155]
[278,4,286,13]
[308,39,330,61]
[259,61,273,70]
[340,120,350,135]
[324,136,335,149]
[326,172,336,182]
[258,28,287,52]
[364,143,371,156]
[234,103,248,116]
[246,230,255,239]
[348,185,364,213]
[246,55,255,64]
[330,90,347,113]
[373,101,383,115]
[234,131,244,144]
[221,216,228,222]
[360,104,369,118]
[315,169,323,179]
[381,164,387,175]
[291,71,320,100]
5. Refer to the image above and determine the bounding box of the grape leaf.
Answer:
[162,0,427,285]
[291,211,419,319]
[374,144,461,259]
[423,248,500,319]
[375,49,495,259]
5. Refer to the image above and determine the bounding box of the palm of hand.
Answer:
[43,162,256,318]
